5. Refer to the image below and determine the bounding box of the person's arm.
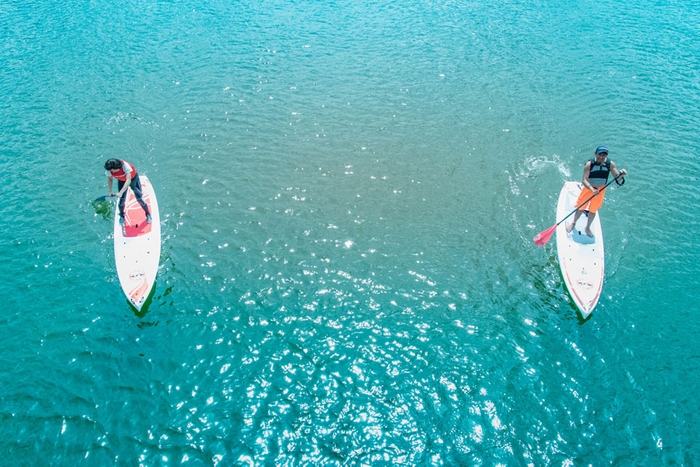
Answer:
[107,175,114,196]
[610,162,627,185]
[117,172,132,198]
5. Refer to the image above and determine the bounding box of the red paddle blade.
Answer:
[533,224,557,246]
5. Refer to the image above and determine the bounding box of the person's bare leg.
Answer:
[566,210,583,233]
[584,211,596,237]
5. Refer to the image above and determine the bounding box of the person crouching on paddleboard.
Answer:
[104,158,152,225]
[566,146,627,237]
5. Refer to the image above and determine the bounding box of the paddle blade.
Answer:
[94,195,109,201]
[533,224,557,246]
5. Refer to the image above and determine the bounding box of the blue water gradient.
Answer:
[1,0,699,464]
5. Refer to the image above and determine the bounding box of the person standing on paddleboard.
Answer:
[104,159,152,226]
[566,146,627,237]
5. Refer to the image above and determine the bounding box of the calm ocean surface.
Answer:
[1,0,699,464]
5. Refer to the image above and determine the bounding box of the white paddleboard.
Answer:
[113,175,161,311]
[556,181,604,319]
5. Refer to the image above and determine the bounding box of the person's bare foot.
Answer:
[585,227,594,237]
[566,222,575,233]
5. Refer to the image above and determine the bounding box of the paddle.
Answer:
[94,194,119,202]
[533,173,624,246]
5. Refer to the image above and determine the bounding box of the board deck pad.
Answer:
[114,175,160,311]
[123,193,153,237]
[571,217,596,244]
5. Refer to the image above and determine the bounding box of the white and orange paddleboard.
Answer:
[113,175,161,311]
[556,181,605,319]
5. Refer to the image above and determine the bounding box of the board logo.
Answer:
[129,270,146,280]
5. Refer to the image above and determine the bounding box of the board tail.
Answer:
[129,276,151,310]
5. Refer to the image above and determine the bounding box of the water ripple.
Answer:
[2,0,700,464]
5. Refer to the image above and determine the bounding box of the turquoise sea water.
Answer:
[1,0,699,464]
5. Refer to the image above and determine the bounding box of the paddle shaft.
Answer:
[94,193,121,202]
[552,173,624,228]
[533,172,625,246]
